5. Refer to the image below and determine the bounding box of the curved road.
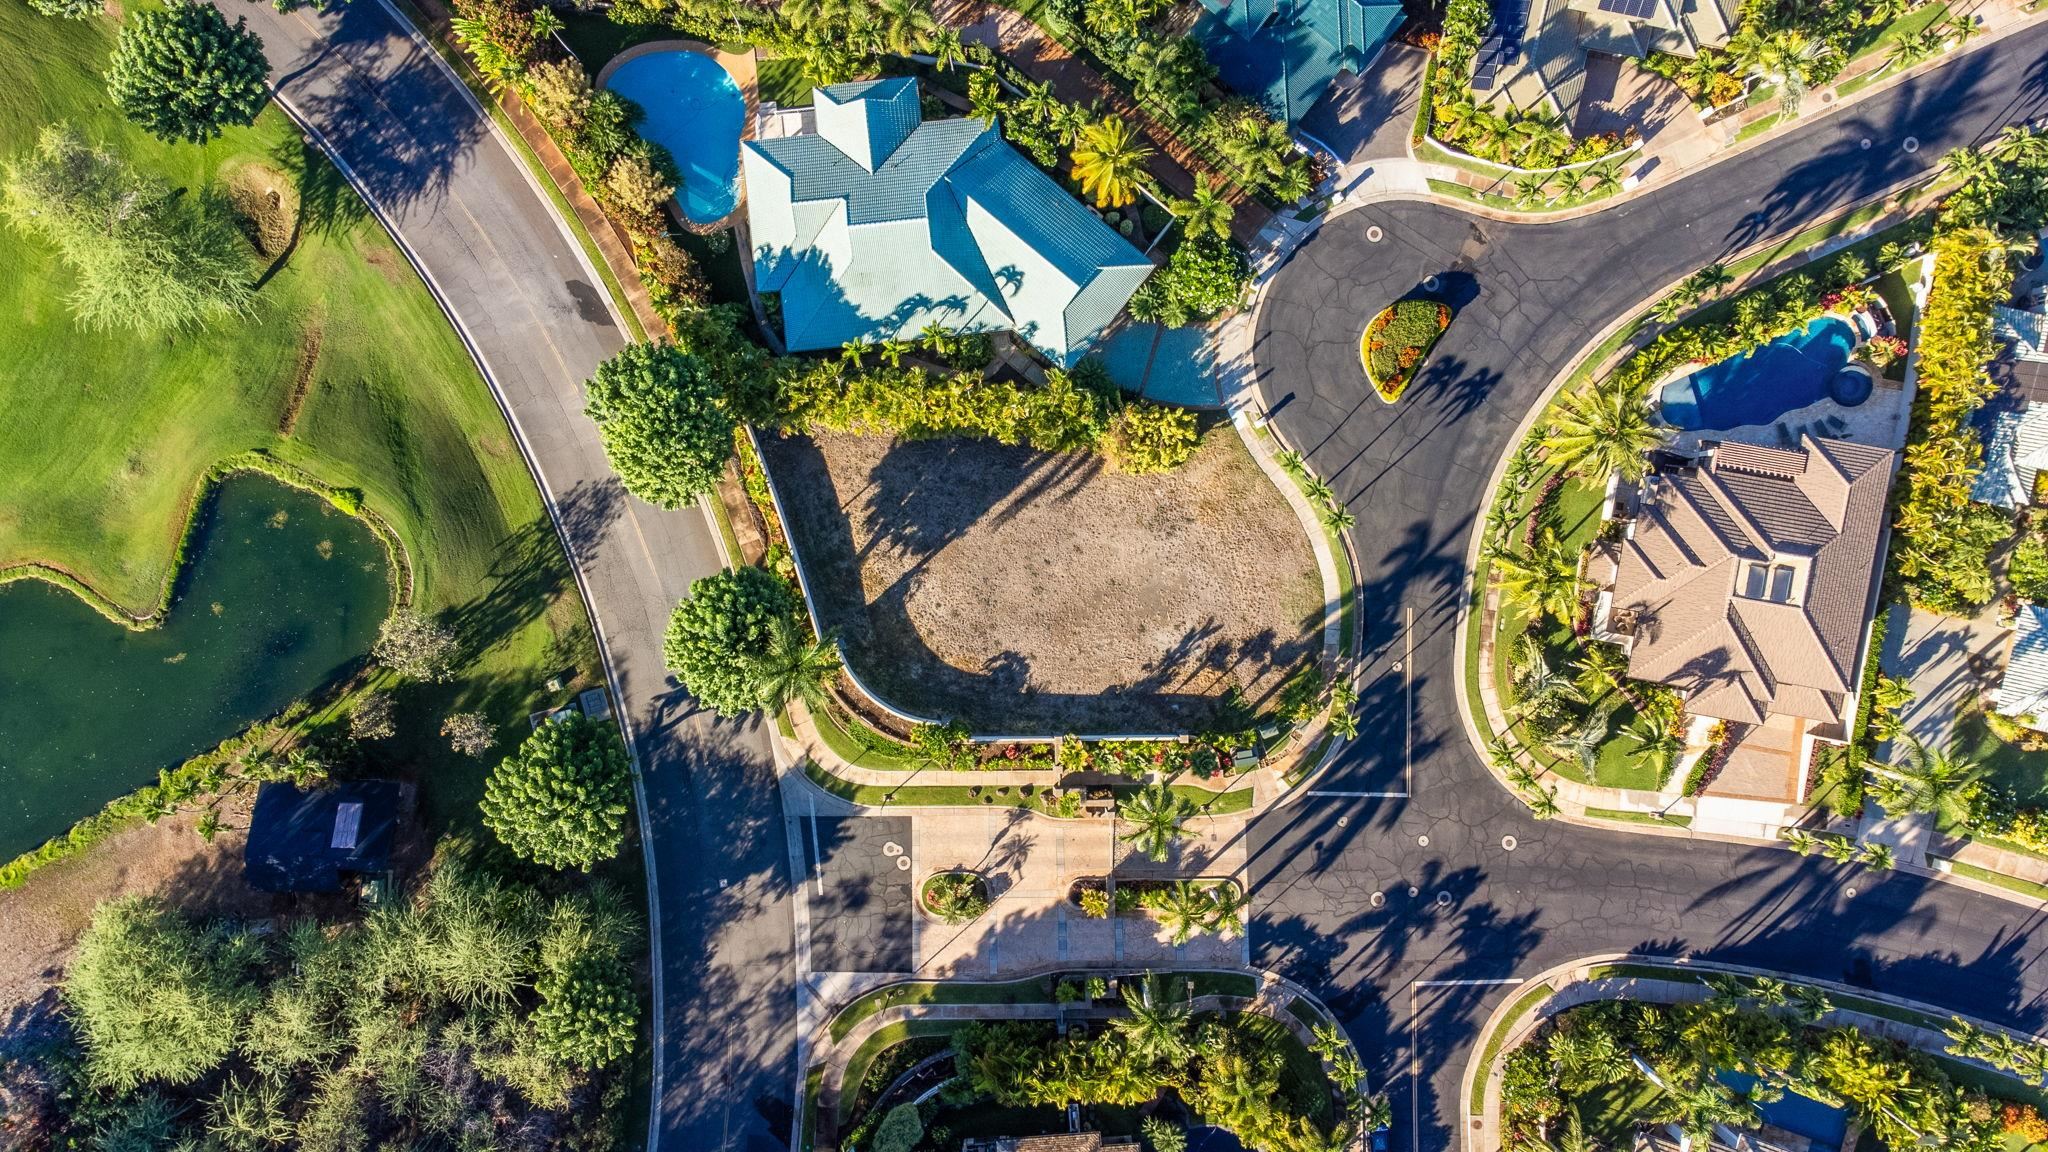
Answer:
[235,4,795,1150]
[1251,22,2048,1152]
[230,1,2048,1149]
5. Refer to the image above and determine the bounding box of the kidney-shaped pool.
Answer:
[603,48,745,225]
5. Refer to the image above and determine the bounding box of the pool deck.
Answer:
[595,40,759,232]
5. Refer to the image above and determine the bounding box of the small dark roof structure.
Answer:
[244,780,402,892]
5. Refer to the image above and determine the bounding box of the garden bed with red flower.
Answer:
[1361,298,1453,403]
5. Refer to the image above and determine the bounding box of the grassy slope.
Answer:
[0,5,598,830]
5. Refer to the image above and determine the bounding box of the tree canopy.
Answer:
[481,713,633,870]
[662,565,800,716]
[106,0,271,144]
[1,125,254,331]
[583,340,737,509]
[64,896,258,1090]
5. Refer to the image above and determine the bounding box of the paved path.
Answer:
[1250,22,2048,1152]
[236,4,794,1149]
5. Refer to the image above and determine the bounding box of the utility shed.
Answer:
[243,780,402,892]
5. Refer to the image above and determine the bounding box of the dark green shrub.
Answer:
[662,565,799,715]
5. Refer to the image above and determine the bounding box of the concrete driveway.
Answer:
[1878,601,2012,755]
[1301,42,1427,167]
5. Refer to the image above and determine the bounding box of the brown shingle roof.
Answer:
[1611,434,1895,726]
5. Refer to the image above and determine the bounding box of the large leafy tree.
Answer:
[1,126,254,331]
[373,609,460,682]
[531,895,640,1067]
[64,896,258,1090]
[1492,528,1582,625]
[106,0,270,144]
[480,713,633,870]
[583,341,737,509]
[663,565,799,715]
[1110,975,1192,1063]
[1116,782,1198,861]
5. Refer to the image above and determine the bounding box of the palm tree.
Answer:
[1545,707,1614,775]
[968,71,1004,125]
[1783,828,1821,856]
[1112,974,1194,1061]
[1551,1111,1601,1152]
[1945,1016,1995,1062]
[1528,785,1561,820]
[1269,159,1315,203]
[928,26,964,71]
[1989,126,2048,165]
[1583,163,1624,199]
[1154,880,1215,945]
[1575,642,1630,702]
[1788,983,1832,1025]
[1821,835,1858,864]
[1205,882,1247,937]
[747,616,841,712]
[1214,114,1297,182]
[1071,117,1153,209]
[1732,27,1834,113]
[840,336,873,366]
[871,0,937,55]
[1494,529,1583,624]
[1512,172,1550,208]
[1689,262,1734,297]
[1857,841,1897,870]
[1117,783,1199,861]
[1888,26,1946,68]
[1543,378,1666,481]
[1170,172,1233,241]
[878,337,911,367]
[1653,1078,1757,1148]
[1628,709,1683,785]
[1885,737,1982,825]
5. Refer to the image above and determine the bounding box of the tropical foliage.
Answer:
[1431,0,1626,171]
[25,856,640,1149]
[1503,990,2013,1152]
[481,713,634,871]
[1129,234,1254,328]
[1541,376,1666,482]
[1361,298,1452,401]
[1071,115,1153,209]
[584,341,740,509]
[1117,782,1199,861]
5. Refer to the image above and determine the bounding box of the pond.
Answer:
[0,475,390,859]
[1659,316,1862,432]
[603,48,745,225]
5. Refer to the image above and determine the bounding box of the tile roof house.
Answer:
[243,780,404,892]
[1472,0,1738,119]
[961,1134,1134,1152]
[1191,0,1405,125]
[1594,435,1896,735]
[1993,605,2048,725]
[741,78,1154,367]
[1974,303,2048,508]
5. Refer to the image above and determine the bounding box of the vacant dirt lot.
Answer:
[762,428,1323,732]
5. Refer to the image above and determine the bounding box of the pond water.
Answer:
[603,48,745,225]
[0,475,389,859]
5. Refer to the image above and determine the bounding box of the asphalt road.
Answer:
[237,4,796,1149]
[1251,24,2048,1151]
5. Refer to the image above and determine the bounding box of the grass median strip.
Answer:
[1584,807,1693,829]
[837,1020,962,1124]
[828,977,1052,1043]
[1471,983,1553,1115]
[1939,856,2048,901]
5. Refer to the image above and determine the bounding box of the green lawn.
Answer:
[1577,1079,1665,1147]
[756,57,817,107]
[1471,983,1553,1114]
[828,977,1052,1043]
[1940,856,2048,901]
[1955,712,2048,810]
[0,5,600,832]
[1584,807,1693,829]
[836,1021,961,1124]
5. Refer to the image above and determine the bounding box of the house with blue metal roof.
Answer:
[741,78,1154,367]
[1191,0,1405,126]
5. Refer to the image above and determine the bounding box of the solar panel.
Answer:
[1596,0,1656,18]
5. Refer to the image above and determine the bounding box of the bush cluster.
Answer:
[21,858,641,1150]
[662,565,801,716]
[1428,0,1625,171]
[1362,298,1451,399]
[1129,234,1252,328]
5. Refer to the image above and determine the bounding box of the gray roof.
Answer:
[1996,605,2048,720]
[743,80,1152,365]
[1610,435,1896,727]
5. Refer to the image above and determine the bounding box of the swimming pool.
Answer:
[602,49,744,225]
[1717,1070,1849,1147]
[1659,316,1860,432]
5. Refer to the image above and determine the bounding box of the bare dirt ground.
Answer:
[762,427,1323,732]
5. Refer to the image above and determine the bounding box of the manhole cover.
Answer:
[1860,138,1872,150]
[1337,815,1349,828]
[896,857,912,871]
[1501,835,1518,851]
[1366,225,1384,242]
[1371,891,1386,907]
[882,842,903,857]
[1845,886,1858,898]
[1392,661,1403,672]
[1903,136,1919,153]
[1418,834,1430,847]
[1820,91,1835,104]
[1408,886,1420,897]
[1423,275,1442,291]
[1436,891,1453,908]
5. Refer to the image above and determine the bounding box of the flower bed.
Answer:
[1361,298,1452,403]
[920,870,990,924]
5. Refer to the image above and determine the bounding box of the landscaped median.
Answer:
[1361,297,1453,404]
[810,969,1379,1152]
[1467,957,2048,1152]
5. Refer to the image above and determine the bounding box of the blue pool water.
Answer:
[1717,1071,1849,1147]
[602,50,744,225]
[1659,316,1860,432]
[1098,322,1221,407]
